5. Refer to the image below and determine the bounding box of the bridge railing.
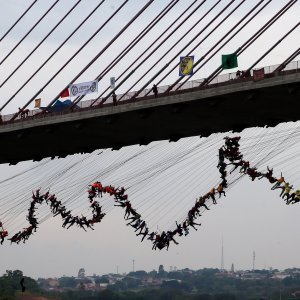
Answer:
[1,60,300,123]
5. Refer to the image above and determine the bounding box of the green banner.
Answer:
[221,53,238,69]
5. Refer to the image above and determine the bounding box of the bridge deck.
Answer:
[0,71,300,164]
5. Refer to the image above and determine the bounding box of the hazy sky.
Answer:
[0,0,299,279]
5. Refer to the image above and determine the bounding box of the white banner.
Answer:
[110,77,115,89]
[69,80,98,97]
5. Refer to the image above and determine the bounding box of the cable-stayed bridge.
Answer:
[0,64,299,165]
[0,0,299,165]
[1,1,300,250]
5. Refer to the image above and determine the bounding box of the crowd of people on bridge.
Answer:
[0,136,299,249]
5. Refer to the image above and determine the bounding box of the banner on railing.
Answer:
[253,68,265,81]
[34,98,41,108]
[69,81,98,97]
[60,88,70,98]
[179,56,194,76]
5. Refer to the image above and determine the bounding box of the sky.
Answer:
[0,0,299,279]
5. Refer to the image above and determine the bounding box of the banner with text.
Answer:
[69,80,98,97]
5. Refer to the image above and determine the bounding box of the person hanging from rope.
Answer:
[259,166,277,183]
[116,186,126,198]
[196,196,210,210]
[221,177,228,189]
[229,160,243,174]
[53,205,67,218]
[158,231,168,250]
[0,222,8,245]
[27,213,38,232]
[47,194,57,205]
[77,217,87,232]
[62,214,73,228]
[127,218,142,231]
[88,189,96,202]
[175,221,184,236]
[8,231,22,244]
[66,216,78,229]
[137,225,149,242]
[288,189,300,204]
[127,212,141,226]
[224,136,240,149]
[152,233,161,250]
[124,201,133,220]
[189,205,201,220]
[240,160,250,173]
[187,216,201,231]
[217,183,226,198]
[225,147,243,162]
[135,220,146,234]
[52,200,62,214]
[39,190,49,203]
[90,203,105,225]
[219,163,227,179]
[21,226,34,243]
[217,147,225,167]
[271,173,285,190]
[280,182,293,199]
[116,187,128,201]
[148,231,156,242]
[114,200,126,208]
[117,193,128,201]
[104,185,116,196]
[141,227,149,242]
[166,231,179,250]
[246,167,261,181]
[32,189,41,202]
[209,187,217,204]
[182,221,189,236]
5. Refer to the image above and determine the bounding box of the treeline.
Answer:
[2,268,300,300]
[0,269,39,299]
[45,289,237,300]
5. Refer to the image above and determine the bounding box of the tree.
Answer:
[0,270,39,297]
[78,268,85,278]
[58,276,77,288]
[158,265,167,278]
[128,270,147,278]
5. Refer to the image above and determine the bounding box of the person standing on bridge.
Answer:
[0,113,3,125]
[152,84,158,98]
[112,91,117,106]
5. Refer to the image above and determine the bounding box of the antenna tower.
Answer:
[221,238,224,271]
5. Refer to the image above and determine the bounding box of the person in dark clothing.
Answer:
[112,92,117,106]
[20,278,26,292]
[0,229,8,244]
[152,84,158,98]
[197,196,210,210]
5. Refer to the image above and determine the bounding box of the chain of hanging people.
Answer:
[0,136,299,250]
